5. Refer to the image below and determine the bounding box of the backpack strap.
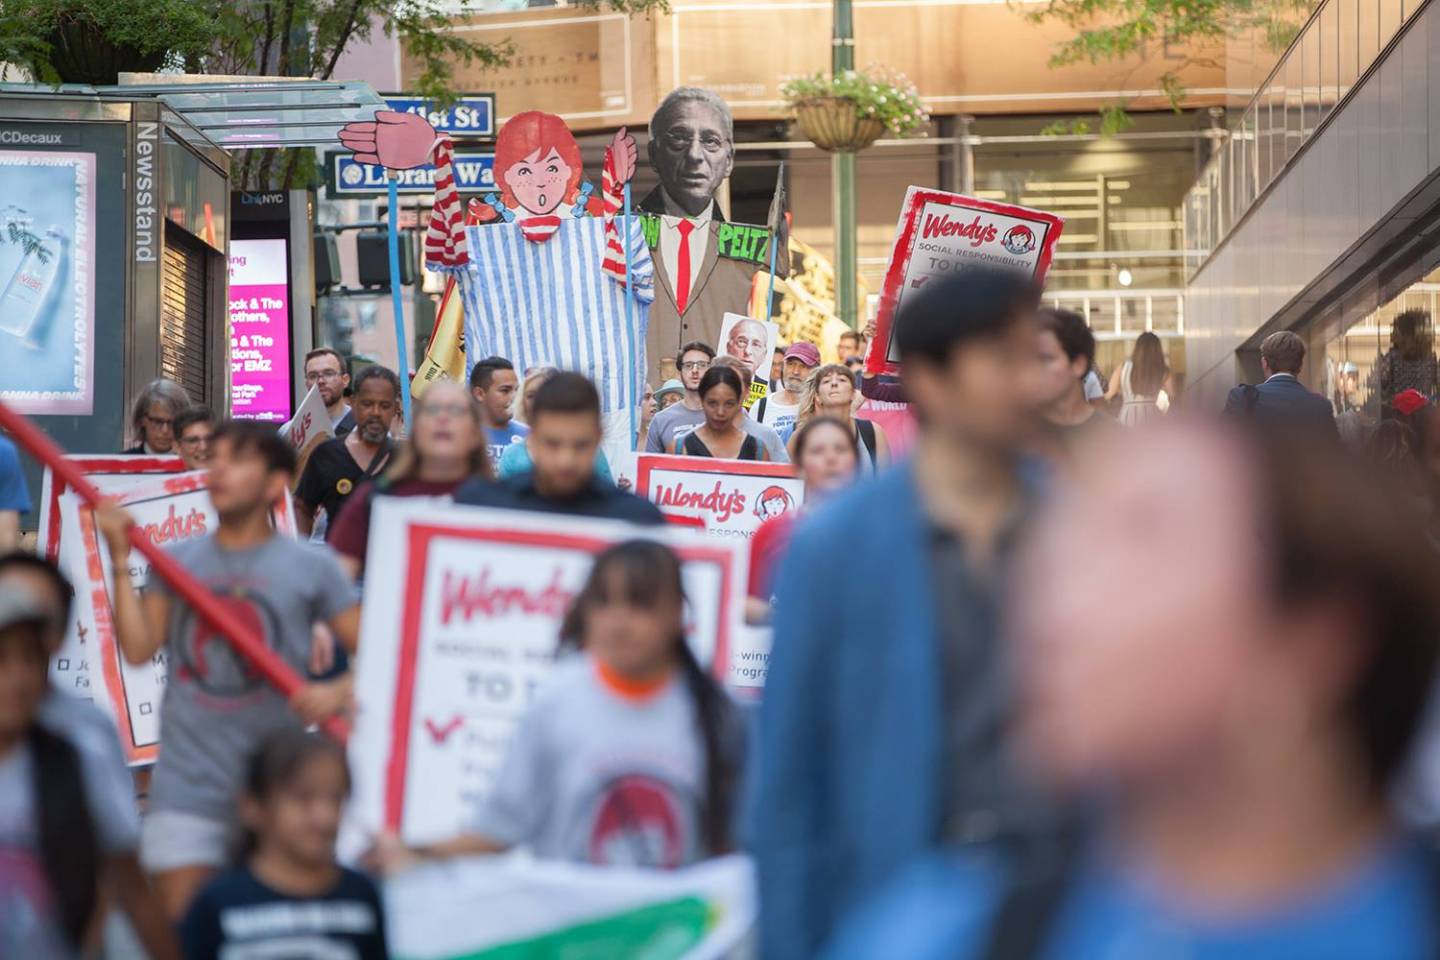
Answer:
[979,837,1081,960]
[855,418,878,464]
[754,396,768,422]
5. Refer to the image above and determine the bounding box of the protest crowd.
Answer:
[7,83,1440,960]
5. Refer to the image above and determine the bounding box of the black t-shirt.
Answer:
[295,437,391,538]
[179,865,388,960]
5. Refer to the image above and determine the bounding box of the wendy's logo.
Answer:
[1001,225,1036,256]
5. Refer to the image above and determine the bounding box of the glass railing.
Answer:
[1183,0,1424,274]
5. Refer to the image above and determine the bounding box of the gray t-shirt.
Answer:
[149,536,353,820]
[645,404,791,463]
[475,655,709,869]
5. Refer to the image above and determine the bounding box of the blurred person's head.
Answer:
[350,365,400,445]
[513,365,558,425]
[895,268,1043,452]
[0,552,72,653]
[383,381,488,485]
[526,373,603,498]
[560,539,738,854]
[174,406,216,471]
[770,346,786,385]
[207,420,296,523]
[0,592,49,740]
[469,356,519,428]
[655,379,685,410]
[1260,330,1306,379]
[303,348,350,408]
[641,382,657,426]
[781,342,822,394]
[1013,421,1440,809]
[1035,308,1095,414]
[838,330,862,361]
[678,341,716,394]
[792,416,860,498]
[845,356,865,377]
[240,731,351,869]
[1392,309,1434,361]
[129,378,192,453]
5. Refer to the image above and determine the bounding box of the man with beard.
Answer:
[641,88,783,384]
[96,420,359,921]
[294,365,399,540]
[755,342,820,435]
[302,348,354,437]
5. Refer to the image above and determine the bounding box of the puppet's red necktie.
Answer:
[675,218,695,314]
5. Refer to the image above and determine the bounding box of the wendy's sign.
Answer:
[635,455,804,540]
[866,188,1064,377]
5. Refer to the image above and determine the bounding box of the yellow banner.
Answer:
[412,277,467,397]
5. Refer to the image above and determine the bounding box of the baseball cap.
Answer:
[1393,388,1429,416]
[655,379,685,401]
[0,591,49,633]
[784,342,821,367]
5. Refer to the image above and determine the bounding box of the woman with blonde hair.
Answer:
[1105,331,1171,426]
[329,380,489,579]
[788,363,888,474]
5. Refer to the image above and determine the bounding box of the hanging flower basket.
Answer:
[793,97,887,153]
[781,66,930,154]
[44,13,167,85]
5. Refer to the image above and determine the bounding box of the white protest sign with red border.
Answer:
[57,471,298,764]
[865,187,1065,377]
[38,454,186,563]
[279,384,334,479]
[347,500,747,846]
[634,454,804,540]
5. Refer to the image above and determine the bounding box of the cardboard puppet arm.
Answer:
[338,110,438,169]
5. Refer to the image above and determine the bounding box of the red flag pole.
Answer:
[0,400,349,742]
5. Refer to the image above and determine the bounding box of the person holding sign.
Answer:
[95,421,362,920]
[369,540,745,871]
[670,367,770,462]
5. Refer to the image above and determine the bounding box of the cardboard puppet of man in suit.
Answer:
[640,87,785,384]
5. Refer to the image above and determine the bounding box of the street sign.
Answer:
[325,150,496,199]
[382,94,496,138]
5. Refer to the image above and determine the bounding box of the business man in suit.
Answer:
[640,87,777,384]
[1224,330,1337,436]
[749,268,1060,958]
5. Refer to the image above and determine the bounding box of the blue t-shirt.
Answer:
[180,864,387,959]
[827,838,1437,960]
[487,421,530,469]
[0,435,30,513]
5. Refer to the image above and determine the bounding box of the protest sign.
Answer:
[718,312,779,408]
[866,187,1064,376]
[385,853,753,960]
[38,454,186,563]
[635,454,804,540]
[347,500,746,844]
[279,383,334,479]
[54,471,297,763]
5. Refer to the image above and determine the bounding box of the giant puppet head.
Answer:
[646,87,735,219]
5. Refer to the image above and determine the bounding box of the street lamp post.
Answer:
[832,0,858,329]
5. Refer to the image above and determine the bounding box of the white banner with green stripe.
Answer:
[384,853,755,959]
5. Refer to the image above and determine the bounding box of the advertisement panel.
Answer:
[228,238,292,422]
[866,187,1064,377]
[348,501,745,844]
[0,150,97,414]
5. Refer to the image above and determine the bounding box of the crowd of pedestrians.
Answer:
[8,260,1440,960]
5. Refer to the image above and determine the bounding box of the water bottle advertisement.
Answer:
[0,150,97,415]
[227,238,293,423]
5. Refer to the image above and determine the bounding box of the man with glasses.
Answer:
[302,347,354,437]
[644,340,715,454]
[173,407,216,472]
